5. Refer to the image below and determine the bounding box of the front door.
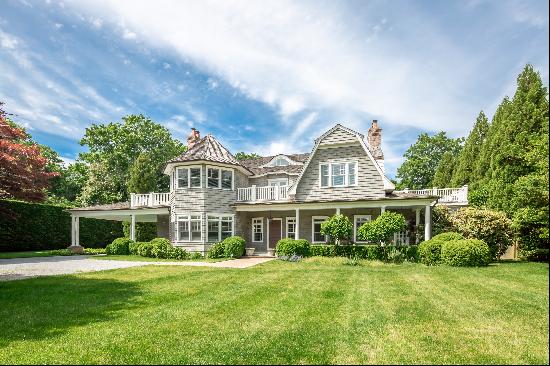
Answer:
[269,219,282,249]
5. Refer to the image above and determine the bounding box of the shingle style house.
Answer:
[69,121,468,254]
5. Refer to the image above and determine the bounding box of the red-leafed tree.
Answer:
[0,103,58,202]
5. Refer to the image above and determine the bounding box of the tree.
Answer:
[320,214,353,245]
[234,152,261,161]
[78,114,186,205]
[0,104,58,202]
[432,151,457,187]
[396,132,463,189]
[127,153,158,194]
[357,211,406,245]
[451,111,489,186]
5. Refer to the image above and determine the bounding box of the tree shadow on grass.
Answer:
[0,274,143,347]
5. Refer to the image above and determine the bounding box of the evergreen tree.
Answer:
[451,111,489,186]
[432,151,457,187]
[127,153,158,194]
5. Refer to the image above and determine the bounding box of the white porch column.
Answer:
[336,208,341,215]
[380,206,386,214]
[424,205,432,241]
[75,216,79,246]
[130,214,136,241]
[415,208,421,244]
[295,208,300,240]
[71,214,76,246]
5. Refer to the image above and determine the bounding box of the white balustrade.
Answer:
[130,192,171,208]
[395,185,468,205]
[236,185,289,202]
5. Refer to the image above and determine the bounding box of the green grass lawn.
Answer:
[0,250,72,259]
[92,254,229,262]
[0,258,547,364]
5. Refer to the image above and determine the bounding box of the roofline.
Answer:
[258,154,304,168]
[163,160,253,176]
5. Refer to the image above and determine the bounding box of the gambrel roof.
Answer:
[239,153,309,176]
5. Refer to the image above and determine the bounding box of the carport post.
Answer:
[130,214,136,241]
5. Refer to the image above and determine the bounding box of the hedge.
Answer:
[276,239,311,257]
[0,199,123,252]
[309,244,418,262]
[441,239,491,267]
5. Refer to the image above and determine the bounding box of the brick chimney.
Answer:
[187,128,200,150]
[367,120,385,172]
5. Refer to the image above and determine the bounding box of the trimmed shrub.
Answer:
[137,242,153,258]
[432,232,464,242]
[0,199,123,251]
[167,246,189,260]
[129,242,146,255]
[308,244,418,263]
[150,238,172,258]
[223,236,246,258]
[83,248,105,255]
[320,214,353,244]
[207,242,226,259]
[418,239,444,265]
[190,252,203,260]
[105,237,133,255]
[357,211,406,244]
[441,239,491,267]
[276,239,311,257]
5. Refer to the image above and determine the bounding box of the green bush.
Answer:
[519,248,549,262]
[137,242,154,257]
[122,221,157,242]
[207,242,226,259]
[432,232,464,241]
[357,211,406,244]
[0,199,123,251]
[223,236,246,258]
[276,239,311,257]
[441,239,491,267]
[451,207,513,259]
[190,252,203,260]
[167,246,189,260]
[105,237,133,255]
[308,244,418,262]
[320,214,353,244]
[418,239,444,265]
[129,242,146,255]
[83,248,105,255]
[150,238,172,258]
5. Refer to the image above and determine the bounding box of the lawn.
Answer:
[0,258,547,364]
[0,250,72,259]
[92,254,229,262]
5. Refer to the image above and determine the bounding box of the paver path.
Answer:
[0,256,274,281]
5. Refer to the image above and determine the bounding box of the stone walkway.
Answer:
[0,256,274,282]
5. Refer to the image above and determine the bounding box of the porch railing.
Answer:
[237,185,289,202]
[130,192,171,208]
[393,230,411,246]
[395,185,468,205]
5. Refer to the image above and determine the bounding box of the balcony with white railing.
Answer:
[130,192,171,208]
[237,185,289,203]
[394,185,468,205]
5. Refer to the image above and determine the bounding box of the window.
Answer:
[177,214,202,242]
[312,216,328,243]
[319,162,358,188]
[354,215,372,242]
[286,217,296,239]
[207,168,219,188]
[252,218,263,242]
[268,178,288,187]
[207,215,234,242]
[274,157,289,166]
[176,167,201,188]
[221,170,233,189]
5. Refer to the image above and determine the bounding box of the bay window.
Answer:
[177,166,202,188]
[319,162,358,188]
[177,214,202,242]
[206,166,234,190]
[207,215,234,242]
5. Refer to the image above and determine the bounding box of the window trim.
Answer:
[176,165,203,189]
[206,213,235,243]
[176,213,203,243]
[206,165,234,190]
[252,217,264,243]
[319,162,358,188]
[286,217,296,239]
[353,215,372,243]
[312,216,329,244]
[268,178,289,187]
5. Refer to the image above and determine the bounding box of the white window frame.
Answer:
[176,165,203,189]
[206,166,234,190]
[268,178,288,187]
[252,217,264,243]
[319,162,358,188]
[207,213,235,242]
[286,217,296,239]
[176,214,203,242]
[353,215,372,243]
[312,216,329,244]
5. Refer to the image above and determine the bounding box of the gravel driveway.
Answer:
[0,256,274,281]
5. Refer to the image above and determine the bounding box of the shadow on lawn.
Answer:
[0,275,143,346]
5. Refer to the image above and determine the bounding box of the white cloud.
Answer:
[163,62,171,69]
[207,77,218,89]
[54,23,64,29]
[0,31,18,49]
[91,18,103,28]
[122,29,136,39]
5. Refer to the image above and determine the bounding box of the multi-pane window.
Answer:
[206,167,233,190]
[207,168,219,188]
[274,157,289,166]
[207,215,234,242]
[312,216,328,243]
[286,217,296,239]
[319,162,358,188]
[252,218,263,242]
[354,215,372,242]
[177,167,201,188]
[221,170,233,189]
[177,215,202,242]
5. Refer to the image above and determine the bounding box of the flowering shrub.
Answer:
[105,237,133,255]
[207,242,226,259]
[223,236,246,258]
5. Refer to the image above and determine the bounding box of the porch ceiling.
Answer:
[68,207,169,222]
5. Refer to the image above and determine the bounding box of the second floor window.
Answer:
[177,167,202,189]
[319,162,358,188]
[207,167,233,190]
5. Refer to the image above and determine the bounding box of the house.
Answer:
[68,122,468,254]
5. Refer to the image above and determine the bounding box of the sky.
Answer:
[1,0,548,178]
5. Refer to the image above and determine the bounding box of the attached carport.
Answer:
[66,202,169,250]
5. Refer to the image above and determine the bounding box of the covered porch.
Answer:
[67,203,169,250]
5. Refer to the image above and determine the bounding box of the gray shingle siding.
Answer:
[294,144,385,202]
[319,128,358,145]
[249,173,296,187]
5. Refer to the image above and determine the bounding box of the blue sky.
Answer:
[1,0,548,178]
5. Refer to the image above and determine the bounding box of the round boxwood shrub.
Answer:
[432,232,464,242]
[150,238,172,258]
[441,239,491,267]
[137,242,154,258]
[105,237,133,255]
[276,238,311,257]
[129,242,146,255]
[418,239,444,265]
[207,242,226,259]
[223,236,246,258]
[167,246,189,260]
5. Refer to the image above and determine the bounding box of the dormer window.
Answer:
[273,157,289,166]
[261,154,301,168]
[319,162,358,188]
